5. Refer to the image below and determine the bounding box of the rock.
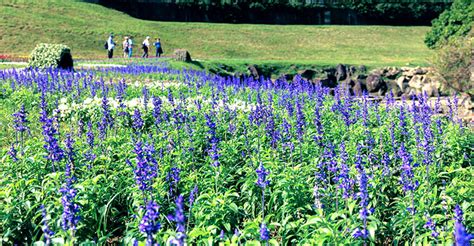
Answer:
[387,80,402,97]
[366,74,387,93]
[356,74,368,80]
[402,87,417,99]
[408,75,424,89]
[370,68,384,76]
[358,65,367,73]
[385,67,401,79]
[422,83,438,97]
[353,79,366,96]
[335,64,347,81]
[340,77,366,96]
[247,64,261,80]
[300,69,317,80]
[279,73,294,81]
[174,49,192,62]
[348,65,357,77]
[414,67,426,75]
[421,75,441,97]
[316,73,338,88]
[396,76,409,92]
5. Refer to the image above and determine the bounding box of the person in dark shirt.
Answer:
[154,38,163,58]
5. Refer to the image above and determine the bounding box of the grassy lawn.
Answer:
[0,0,433,67]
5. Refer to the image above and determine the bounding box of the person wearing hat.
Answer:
[123,36,130,58]
[106,34,116,59]
[142,36,150,58]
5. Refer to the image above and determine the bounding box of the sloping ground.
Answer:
[0,0,432,66]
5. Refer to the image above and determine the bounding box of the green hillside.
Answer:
[0,0,433,66]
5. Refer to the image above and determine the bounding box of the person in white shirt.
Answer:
[128,36,134,58]
[107,34,116,59]
[123,37,130,58]
[142,36,150,58]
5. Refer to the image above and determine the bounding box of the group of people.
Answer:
[105,34,163,59]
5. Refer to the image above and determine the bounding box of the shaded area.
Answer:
[89,0,451,25]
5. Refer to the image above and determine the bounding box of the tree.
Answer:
[424,0,473,49]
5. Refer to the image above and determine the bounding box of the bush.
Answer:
[424,0,473,49]
[433,36,473,97]
[28,43,74,69]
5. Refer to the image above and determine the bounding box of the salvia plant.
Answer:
[0,61,471,245]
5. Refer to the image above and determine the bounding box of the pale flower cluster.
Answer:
[54,94,254,120]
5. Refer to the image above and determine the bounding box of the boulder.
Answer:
[422,83,438,97]
[348,65,357,77]
[316,73,338,88]
[402,87,417,99]
[353,79,366,97]
[366,74,387,93]
[356,74,368,80]
[174,49,192,62]
[385,67,401,79]
[300,69,317,80]
[387,80,403,97]
[247,64,261,80]
[408,75,424,89]
[414,67,426,75]
[335,64,347,81]
[279,73,294,81]
[396,76,409,92]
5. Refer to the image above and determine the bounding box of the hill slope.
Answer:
[0,0,432,66]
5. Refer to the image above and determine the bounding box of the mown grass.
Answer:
[0,0,433,67]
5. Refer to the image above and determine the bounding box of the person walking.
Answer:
[142,36,150,58]
[154,38,164,58]
[128,36,134,58]
[106,34,116,59]
[123,37,130,58]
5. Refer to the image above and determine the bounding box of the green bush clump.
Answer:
[433,36,473,97]
[28,43,74,69]
[424,0,474,49]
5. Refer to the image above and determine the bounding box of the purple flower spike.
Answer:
[139,200,161,246]
[260,223,270,241]
[40,204,54,245]
[423,215,439,238]
[453,205,474,245]
[168,194,186,246]
[256,162,270,189]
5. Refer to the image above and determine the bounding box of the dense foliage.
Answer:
[433,36,473,97]
[0,62,472,245]
[28,43,74,70]
[98,0,449,24]
[424,0,474,49]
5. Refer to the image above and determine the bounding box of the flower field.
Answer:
[0,62,472,245]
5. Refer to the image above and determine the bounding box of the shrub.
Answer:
[28,43,74,69]
[433,36,473,97]
[424,0,474,49]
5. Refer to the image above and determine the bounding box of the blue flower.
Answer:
[205,114,220,167]
[132,109,144,133]
[453,205,474,245]
[260,223,270,241]
[189,184,198,207]
[423,215,439,238]
[168,195,186,245]
[8,144,18,162]
[40,204,54,245]
[60,157,80,232]
[398,143,419,193]
[256,162,270,189]
[139,200,160,246]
